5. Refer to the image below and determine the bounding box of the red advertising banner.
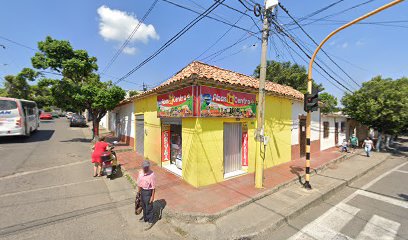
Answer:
[157,86,193,117]
[242,123,248,166]
[161,124,171,162]
[200,86,256,118]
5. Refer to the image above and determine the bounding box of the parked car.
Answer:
[66,112,73,119]
[70,114,87,127]
[40,112,53,120]
[51,112,59,118]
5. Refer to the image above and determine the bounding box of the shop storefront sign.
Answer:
[242,123,248,166]
[200,86,256,118]
[161,124,171,162]
[157,87,193,117]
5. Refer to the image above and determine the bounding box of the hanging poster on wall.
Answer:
[242,123,249,166]
[200,86,256,118]
[161,124,171,162]
[157,86,194,117]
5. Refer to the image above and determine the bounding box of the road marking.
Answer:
[0,179,101,198]
[356,190,408,209]
[356,215,400,240]
[288,161,408,240]
[394,169,408,174]
[288,203,359,240]
[0,160,89,181]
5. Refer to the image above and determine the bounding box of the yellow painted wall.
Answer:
[134,93,292,187]
[181,95,292,187]
[134,95,161,165]
[250,95,292,172]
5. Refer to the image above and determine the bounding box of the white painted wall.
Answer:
[115,102,135,138]
[320,115,348,150]
[99,112,110,130]
[291,101,320,145]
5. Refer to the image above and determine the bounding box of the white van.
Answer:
[0,97,39,137]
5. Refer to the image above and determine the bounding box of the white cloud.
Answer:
[341,42,348,48]
[356,40,364,46]
[97,5,159,54]
[329,41,336,46]
[122,46,137,55]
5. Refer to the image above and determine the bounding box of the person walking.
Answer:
[349,134,359,153]
[362,137,375,157]
[91,136,109,177]
[137,160,156,230]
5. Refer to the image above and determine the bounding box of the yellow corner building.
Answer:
[132,61,303,187]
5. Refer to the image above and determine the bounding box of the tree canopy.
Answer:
[253,60,324,93]
[31,36,125,138]
[319,92,338,114]
[342,76,408,134]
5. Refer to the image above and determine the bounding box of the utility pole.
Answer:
[255,0,278,189]
[303,0,404,190]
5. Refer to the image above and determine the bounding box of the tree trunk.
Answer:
[376,131,383,152]
[92,117,99,141]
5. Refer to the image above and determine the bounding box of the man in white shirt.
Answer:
[362,137,375,157]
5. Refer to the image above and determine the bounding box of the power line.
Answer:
[114,0,225,85]
[194,13,249,61]
[220,2,262,32]
[270,19,354,93]
[0,35,36,51]
[279,3,362,88]
[101,0,159,74]
[199,33,253,62]
[275,32,348,94]
[290,0,347,25]
[160,0,259,36]
[291,0,376,30]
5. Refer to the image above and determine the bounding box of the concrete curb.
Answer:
[162,151,357,224]
[234,154,389,240]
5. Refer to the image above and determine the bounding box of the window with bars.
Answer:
[323,121,329,138]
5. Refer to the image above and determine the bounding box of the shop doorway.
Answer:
[224,123,244,178]
[162,119,182,176]
[299,117,306,158]
[136,115,144,156]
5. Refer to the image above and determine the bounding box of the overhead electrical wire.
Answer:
[101,0,159,75]
[290,0,376,30]
[279,3,362,88]
[270,18,354,93]
[0,35,36,51]
[220,2,262,31]
[276,32,348,93]
[288,0,347,25]
[160,0,259,36]
[114,0,225,85]
[194,14,252,61]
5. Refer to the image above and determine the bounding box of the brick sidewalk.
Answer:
[117,148,349,216]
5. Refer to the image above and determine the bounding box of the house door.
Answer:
[136,115,144,156]
[335,122,339,145]
[224,123,242,175]
[299,118,306,157]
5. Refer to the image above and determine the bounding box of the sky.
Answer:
[0,0,407,101]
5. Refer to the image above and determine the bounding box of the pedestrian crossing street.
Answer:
[288,162,408,240]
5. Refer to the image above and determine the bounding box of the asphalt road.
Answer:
[254,139,408,240]
[0,118,178,240]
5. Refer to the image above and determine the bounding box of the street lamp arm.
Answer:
[308,0,404,81]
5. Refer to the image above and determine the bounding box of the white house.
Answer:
[291,101,321,160]
[99,98,135,147]
[320,112,349,151]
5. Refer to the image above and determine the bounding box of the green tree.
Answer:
[342,76,408,148]
[31,36,125,138]
[128,90,140,97]
[2,68,39,99]
[319,92,338,114]
[253,60,324,93]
